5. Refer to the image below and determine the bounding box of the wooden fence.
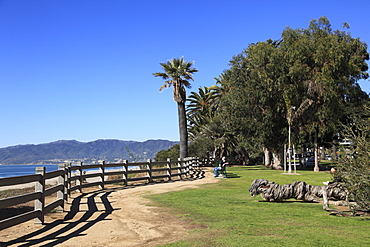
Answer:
[0,157,210,231]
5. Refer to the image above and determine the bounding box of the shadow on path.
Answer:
[1,190,117,247]
[190,169,206,179]
[0,169,208,246]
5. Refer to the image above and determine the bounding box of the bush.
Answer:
[337,112,370,212]
[154,144,180,161]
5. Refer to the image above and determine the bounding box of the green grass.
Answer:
[147,166,370,247]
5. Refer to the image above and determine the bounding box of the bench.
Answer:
[218,167,227,178]
[214,165,227,178]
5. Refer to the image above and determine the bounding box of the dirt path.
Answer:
[0,167,219,246]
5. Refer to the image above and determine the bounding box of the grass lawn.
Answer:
[148,166,370,247]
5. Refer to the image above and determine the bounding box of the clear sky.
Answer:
[0,0,369,148]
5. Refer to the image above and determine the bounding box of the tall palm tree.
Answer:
[153,57,198,159]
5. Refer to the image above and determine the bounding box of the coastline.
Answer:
[0,168,129,192]
[0,164,59,179]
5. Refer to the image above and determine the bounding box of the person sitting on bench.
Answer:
[214,157,228,177]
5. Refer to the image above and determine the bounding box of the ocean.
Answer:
[0,164,140,178]
[0,164,59,178]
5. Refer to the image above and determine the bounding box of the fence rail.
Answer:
[0,157,211,231]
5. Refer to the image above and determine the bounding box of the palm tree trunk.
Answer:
[177,101,188,159]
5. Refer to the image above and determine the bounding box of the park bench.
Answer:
[214,160,227,178]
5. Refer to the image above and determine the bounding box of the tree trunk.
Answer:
[314,130,320,172]
[263,147,271,167]
[332,141,337,161]
[177,101,188,159]
[272,151,283,170]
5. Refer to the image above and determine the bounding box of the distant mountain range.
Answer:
[0,139,178,165]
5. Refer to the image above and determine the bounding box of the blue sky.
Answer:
[0,0,369,148]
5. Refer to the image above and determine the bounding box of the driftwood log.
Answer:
[248,178,348,210]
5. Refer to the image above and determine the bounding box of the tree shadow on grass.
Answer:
[1,190,119,247]
[257,200,319,204]
[224,173,241,178]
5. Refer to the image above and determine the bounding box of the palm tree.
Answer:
[186,78,235,158]
[187,86,221,140]
[187,87,213,133]
[153,57,198,159]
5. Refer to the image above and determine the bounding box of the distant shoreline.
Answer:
[0,164,59,179]
[0,139,178,165]
[0,167,139,191]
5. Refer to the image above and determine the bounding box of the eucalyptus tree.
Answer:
[280,17,369,171]
[153,57,198,159]
[218,42,288,168]
[216,17,369,170]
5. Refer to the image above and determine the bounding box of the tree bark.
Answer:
[177,101,188,159]
[263,147,271,167]
[314,130,320,172]
[272,151,282,170]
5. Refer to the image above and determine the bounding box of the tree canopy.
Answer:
[186,17,369,169]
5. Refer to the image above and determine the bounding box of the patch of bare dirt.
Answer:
[0,168,218,246]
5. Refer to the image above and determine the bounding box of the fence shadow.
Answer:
[1,190,118,247]
[1,157,210,231]
[0,168,208,246]
[189,169,206,179]
[0,206,34,221]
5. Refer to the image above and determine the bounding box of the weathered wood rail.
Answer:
[0,157,209,231]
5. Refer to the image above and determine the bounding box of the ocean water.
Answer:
[0,164,140,178]
[0,164,59,178]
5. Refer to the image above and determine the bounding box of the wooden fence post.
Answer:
[99,161,105,190]
[190,157,196,172]
[147,159,153,183]
[189,158,193,174]
[185,157,190,176]
[66,163,71,199]
[183,158,187,176]
[76,162,82,193]
[34,167,45,224]
[57,164,65,212]
[178,158,182,179]
[123,160,128,186]
[167,158,171,181]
